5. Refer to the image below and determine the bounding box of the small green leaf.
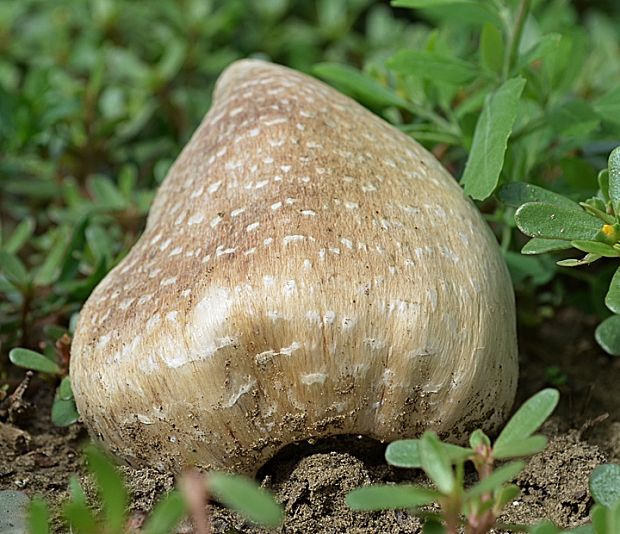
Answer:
[346,485,439,510]
[494,389,559,450]
[494,484,520,510]
[571,241,618,257]
[385,439,472,468]
[466,461,525,498]
[609,146,620,205]
[594,88,620,126]
[595,315,620,356]
[504,251,556,286]
[515,203,603,241]
[521,238,573,255]
[34,228,69,287]
[388,50,478,85]
[5,217,35,254]
[391,0,501,26]
[142,491,186,534]
[528,520,561,534]
[589,464,620,508]
[419,432,455,495]
[493,435,548,459]
[606,268,620,314]
[87,176,127,211]
[469,429,490,450]
[548,100,600,139]
[461,77,526,200]
[85,446,127,534]
[9,348,61,375]
[392,0,468,6]
[0,250,30,288]
[499,183,580,210]
[556,255,602,267]
[479,22,504,75]
[208,473,283,528]
[58,376,74,400]
[313,63,408,110]
[28,498,49,534]
[51,397,79,427]
[515,34,561,72]
[598,169,610,203]
[63,500,98,534]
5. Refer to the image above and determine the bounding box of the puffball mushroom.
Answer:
[70,60,518,474]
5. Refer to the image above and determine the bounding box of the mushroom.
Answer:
[70,60,518,474]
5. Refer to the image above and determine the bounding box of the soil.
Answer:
[1,307,619,533]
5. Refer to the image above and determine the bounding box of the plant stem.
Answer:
[503,0,531,80]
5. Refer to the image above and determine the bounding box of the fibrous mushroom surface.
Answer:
[71,60,518,474]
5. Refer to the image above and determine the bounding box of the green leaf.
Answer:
[503,251,556,286]
[142,491,186,534]
[346,484,439,510]
[515,34,561,72]
[28,498,49,534]
[5,217,35,254]
[419,432,455,495]
[313,63,408,109]
[521,238,573,255]
[499,183,580,210]
[609,146,620,205]
[548,100,600,139]
[515,203,603,241]
[595,315,620,357]
[571,241,619,258]
[392,0,468,6]
[85,446,127,534]
[494,389,559,451]
[466,461,525,498]
[388,50,478,85]
[386,439,472,468]
[594,88,620,126]
[606,268,620,314]
[495,484,520,510]
[422,518,446,534]
[87,176,127,211]
[0,250,30,289]
[9,348,61,374]
[208,473,283,528]
[392,0,501,26]
[51,396,79,427]
[528,520,561,534]
[556,255,601,267]
[63,500,98,534]
[469,429,491,450]
[493,435,548,459]
[461,77,526,200]
[479,22,504,75]
[85,224,113,263]
[589,464,620,508]
[58,376,74,400]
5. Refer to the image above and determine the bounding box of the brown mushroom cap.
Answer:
[70,60,518,474]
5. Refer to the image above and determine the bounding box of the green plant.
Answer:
[8,343,79,426]
[501,145,620,356]
[346,388,559,533]
[28,445,283,534]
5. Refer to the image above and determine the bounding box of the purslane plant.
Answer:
[346,389,559,534]
[500,146,620,356]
